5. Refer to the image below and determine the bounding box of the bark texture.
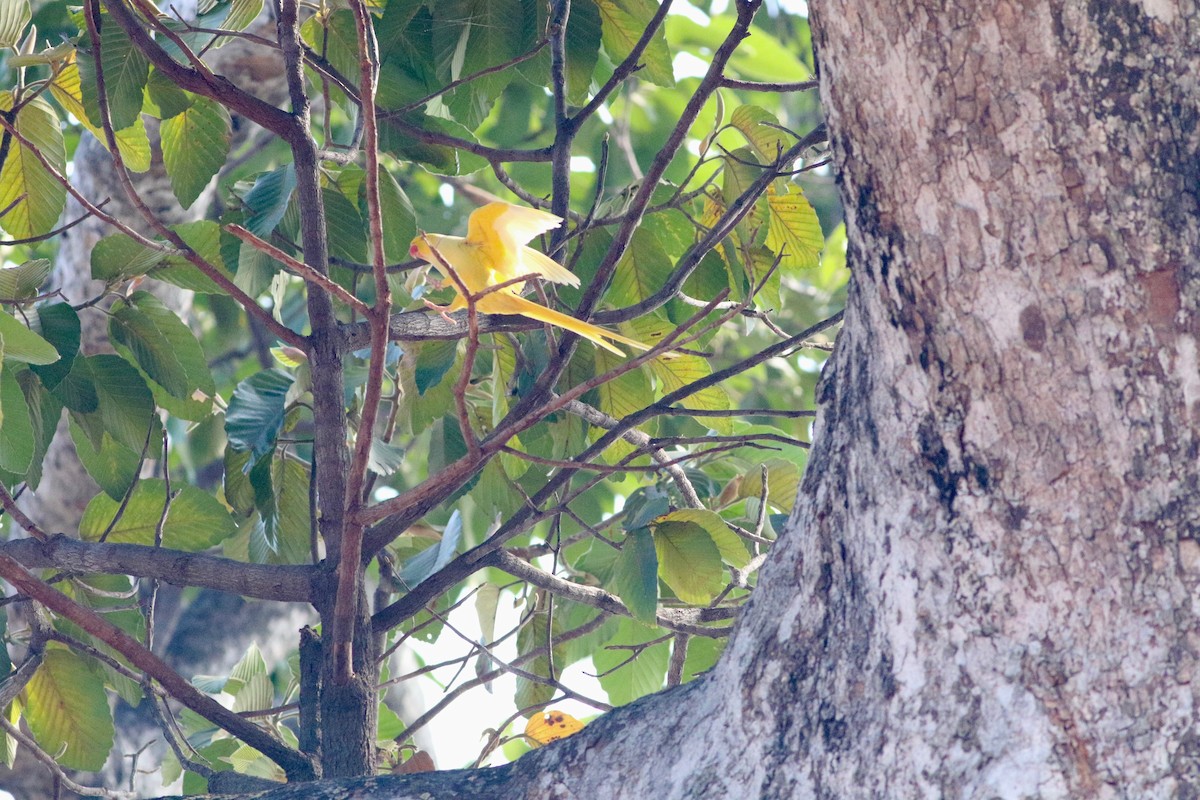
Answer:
[778,0,1200,794]
[165,0,1200,797]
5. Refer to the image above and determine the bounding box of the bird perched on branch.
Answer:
[409,202,647,356]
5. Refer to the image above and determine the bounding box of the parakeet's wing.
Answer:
[466,202,580,287]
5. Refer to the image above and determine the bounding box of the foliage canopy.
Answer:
[0,0,844,790]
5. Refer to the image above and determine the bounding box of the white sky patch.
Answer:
[670,2,710,23]
[777,0,809,15]
[570,155,596,173]
[403,587,607,768]
[438,183,455,206]
[673,51,711,80]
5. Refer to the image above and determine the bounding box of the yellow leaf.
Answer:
[0,92,66,238]
[525,709,585,746]
[738,457,801,512]
[765,186,823,273]
[49,60,152,173]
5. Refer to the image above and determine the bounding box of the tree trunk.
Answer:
[156,1,1200,797]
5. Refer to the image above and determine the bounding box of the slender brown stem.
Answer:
[226,224,371,316]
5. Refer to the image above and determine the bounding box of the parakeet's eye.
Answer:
[409,242,421,258]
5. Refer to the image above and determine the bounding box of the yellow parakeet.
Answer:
[409,202,647,356]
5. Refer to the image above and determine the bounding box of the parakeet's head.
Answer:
[409,236,434,261]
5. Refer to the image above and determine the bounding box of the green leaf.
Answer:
[593,346,653,463]
[225,369,294,461]
[612,528,658,623]
[109,291,215,400]
[413,339,457,396]
[720,147,768,240]
[653,518,723,605]
[513,605,560,711]
[78,354,156,452]
[609,228,674,307]
[153,220,233,294]
[644,343,733,435]
[50,62,151,172]
[765,187,824,273]
[623,486,670,530]
[0,608,10,678]
[161,96,231,208]
[79,480,238,550]
[0,0,31,48]
[68,417,141,500]
[372,169,416,265]
[564,0,602,104]
[323,186,368,263]
[97,13,149,129]
[474,582,501,646]
[220,0,263,36]
[90,232,166,282]
[746,244,781,310]
[242,164,297,237]
[378,112,488,175]
[23,646,115,772]
[666,15,810,85]
[0,94,66,239]
[377,701,405,740]
[434,0,524,129]
[576,537,620,586]
[145,66,193,119]
[0,308,58,365]
[595,0,673,87]
[226,643,271,711]
[0,365,34,475]
[256,455,311,565]
[594,346,652,423]
[11,368,60,491]
[681,635,725,682]
[594,618,668,706]
[655,509,749,569]
[0,259,50,302]
[737,457,800,512]
[58,574,146,708]
[398,510,462,588]
[30,303,79,391]
[375,3,439,108]
[233,240,281,297]
[300,9,360,92]
[0,699,16,770]
[730,105,795,163]
[367,438,406,477]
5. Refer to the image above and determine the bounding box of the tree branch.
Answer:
[0,536,316,602]
[100,0,298,139]
[493,550,736,637]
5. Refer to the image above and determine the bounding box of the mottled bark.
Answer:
[165,0,1200,797]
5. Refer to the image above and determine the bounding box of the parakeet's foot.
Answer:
[423,298,459,325]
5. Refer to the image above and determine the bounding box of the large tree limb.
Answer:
[0,536,315,602]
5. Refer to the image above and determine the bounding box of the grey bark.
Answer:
[163,0,1200,797]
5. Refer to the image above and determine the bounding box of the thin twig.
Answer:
[226,224,371,316]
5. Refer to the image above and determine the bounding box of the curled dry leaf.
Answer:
[393,748,436,774]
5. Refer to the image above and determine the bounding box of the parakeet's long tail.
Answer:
[478,292,648,356]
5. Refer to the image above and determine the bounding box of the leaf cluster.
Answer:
[0,0,845,788]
